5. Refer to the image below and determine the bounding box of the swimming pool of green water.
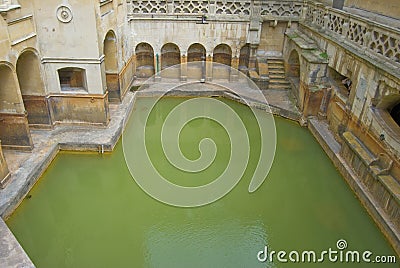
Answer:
[6,97,397,267]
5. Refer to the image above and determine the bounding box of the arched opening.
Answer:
[135,43,155,78]
[187,43,206,80]
[161,43,180,69]
[238,44,250,74]
[287,50,300,79]
[213,44,232,79]
[104,31,119,102]
[327,67,351,98]
[0,64,23,113]
[188,43,206,63]
[161,43,180,79]
[390,102,400,127]
[58,67,87,92]
[16,50,50,125]
[213,44,232,66]
[16,51,45,96]
[0,64,32,149]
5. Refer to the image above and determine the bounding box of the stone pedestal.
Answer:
[0,113,33,151]
[47,93,110,126]
[302,85,326,117]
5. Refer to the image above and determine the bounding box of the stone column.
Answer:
[230,56,239,82]
[180,52,187,82]
[206,55,213,82]
[0,141,10,189]
[154,53,161,81]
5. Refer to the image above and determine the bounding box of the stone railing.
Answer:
[303,1,400,67]
[260,1,303,20]
[127,0,304,21]
[0,0,20,12]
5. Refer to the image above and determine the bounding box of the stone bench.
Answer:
[369,153,394,176]
[341,131,400,226]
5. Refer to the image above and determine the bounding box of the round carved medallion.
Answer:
[56,5,73,23]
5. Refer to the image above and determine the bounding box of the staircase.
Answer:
[267,58,291,90]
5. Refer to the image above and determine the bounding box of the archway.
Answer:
[0,64,32,148]
[213,44,232,66]
[390,102,400,127]
[187,43,206,80]
[16,50,50,125]
[238,44,250,74]
[135,43,155,78]
[103,31,119,102]
[188,43,206,62]
[213,44,232,79]
[287,49,300,80]
[161,43,180,79]
[0,64,23,113]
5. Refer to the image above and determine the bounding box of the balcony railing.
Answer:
[0,0,20,12]
[303,1,400,67]
[127,0,304,21]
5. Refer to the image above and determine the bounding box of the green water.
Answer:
[7,97,397,268]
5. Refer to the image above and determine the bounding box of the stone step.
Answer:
[270,82,291,86]
[268,64,284,68]
[269,74,286,79]
[269,69,285,74]
[268,59,284,64]
[269,84,292,90]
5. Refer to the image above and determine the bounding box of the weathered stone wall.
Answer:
[344,0,400,18]
[48,93,109,126]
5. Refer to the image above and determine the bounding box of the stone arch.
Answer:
[103,30,120,102]
[188,43,206,62]
[287,49,300,79]
[213,44,232,66]
[390,102,400,127]
[16,49,51,125]
[104,30,118,72]
[0,63,33,149]
[0,63,23,113]
[135,42,155,78]
[187,43,206,80]
[238,44,250,73]
[16,49,45,96]
[161,43,180,69]
[213,44,232,79]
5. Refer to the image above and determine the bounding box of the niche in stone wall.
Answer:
[135,43,155,78]
[327,67,352,98]
[390,102,400,127]
[58,67,87,92]
[372,82,400,141]
[213,44,232,66]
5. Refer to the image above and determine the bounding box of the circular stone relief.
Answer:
[56,5,73,23]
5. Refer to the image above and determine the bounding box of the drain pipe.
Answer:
[98,145,104,154]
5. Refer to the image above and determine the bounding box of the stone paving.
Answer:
[0,218,34,268]
[0,82,301,268]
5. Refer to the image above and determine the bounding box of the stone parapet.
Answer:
[303,1,400,70]
[127,0,304,22]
